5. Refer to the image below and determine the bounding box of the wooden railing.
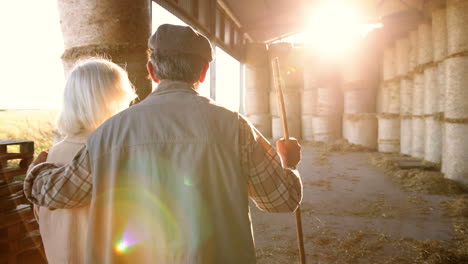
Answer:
[0,140,45,264]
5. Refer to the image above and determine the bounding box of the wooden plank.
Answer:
[0,206,34,230]
[0,153,33,162]
[0,181,23,197]
[0,167,27,183]
[0,140,34,146]
[0,194,30,212]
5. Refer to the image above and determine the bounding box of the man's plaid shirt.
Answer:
[24,115,302,212]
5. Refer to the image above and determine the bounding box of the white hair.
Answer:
[57,58,137,136]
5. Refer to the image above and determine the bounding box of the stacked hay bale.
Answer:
[244,43,272,137]
[442,0,468,183]
[269,43,302,140]
[342,42,378,149]
[301,60,317,142]
[378,44,400,153]
[396,37,413,155]
[57,0,152,100]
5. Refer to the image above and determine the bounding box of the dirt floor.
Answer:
[251,144,468,264]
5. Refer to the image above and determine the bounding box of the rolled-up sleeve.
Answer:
[24,146,92,209]
[239,115,303,213]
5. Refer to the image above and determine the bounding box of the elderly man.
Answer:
[25,24,302,263]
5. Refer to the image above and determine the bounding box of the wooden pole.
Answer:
[271,57,306,264]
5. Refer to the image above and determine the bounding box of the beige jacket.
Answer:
[34,135,90,264]
[85,80,256,263]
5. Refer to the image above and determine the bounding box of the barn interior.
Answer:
[0,0,467,263]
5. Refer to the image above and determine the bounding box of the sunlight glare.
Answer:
[304,2,380,56]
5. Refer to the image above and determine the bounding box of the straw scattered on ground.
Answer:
[369,153,468,196]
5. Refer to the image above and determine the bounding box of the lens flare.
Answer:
[115,239,129,254]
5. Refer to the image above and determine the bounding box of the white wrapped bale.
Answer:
[400,118,413,155]
[409,30,419,71]
[432,8,447,62]
[396,38,410,76]
[377,84,385,113]
[301,89,316,115]
[272,116,301,140]
[270,91,301,117]
[245,89,269,115]
[387,82,400,114]
[418,23,434,66]
[424,116,442,163]
[445,56,468,119]
[343,114,377,149]
[245,66,269,91]
[244,43,269,67]
[424,66,438,115]
[383,46,396,80]
[247,114,271,138]
[378,116,400,153]
[443,123,468,183]
[412,73,425,116]
[312,115,342,143]
[437,61,446,113]
[316,87,342,115]
[343,86,376,114]
[400,79,413,115]
[447,0,468,56]
[411,117,425,159]
[301,115,314,141]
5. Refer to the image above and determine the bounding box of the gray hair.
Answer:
[148,49,206,84]
[57,58,137,136]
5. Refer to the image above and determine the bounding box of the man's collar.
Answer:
[153,80,198,95]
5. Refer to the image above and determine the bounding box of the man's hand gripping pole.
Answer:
[271,57,306,264]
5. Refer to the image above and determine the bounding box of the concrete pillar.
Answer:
[58,0,152,101]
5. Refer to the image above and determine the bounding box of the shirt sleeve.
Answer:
[239,115,303,213]
[23,145,92,209]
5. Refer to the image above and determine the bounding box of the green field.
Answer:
[0,109,59,155]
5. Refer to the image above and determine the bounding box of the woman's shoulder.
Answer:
[47,135,87,164]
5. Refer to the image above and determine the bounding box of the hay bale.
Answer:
[245,66,269,92]
[424,116,442,163]
[343,114,377,149]
[301,89,316,115]
[418,23,434,66]
[312,114,342,143]
[443,123,468,183]
[432,8,447,62]
[376,84,385,114]
[272,116,301,140]
[244,43,269,67]
[412,73,425,116]
[246,114,271,138]
[343,86,376,114]
[412,117,426,158]
[447,0,468,56]
[301,115,314,141]
[444,56,468,119]
[245,89,269,115]
[396,37,410,76]
[437,61,446,113]
[269,91,301,117]
[378,116,400,153]
[424,66,438,115]
[316,87,342,115]
[387,81,400,114]
[400,79,413,115]
[409,30,419,70]
[383,46,396,80]
[400,118,413,155]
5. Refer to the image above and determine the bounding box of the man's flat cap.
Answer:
[148,24,214,62]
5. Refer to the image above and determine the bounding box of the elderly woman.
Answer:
[34,58,136,264]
